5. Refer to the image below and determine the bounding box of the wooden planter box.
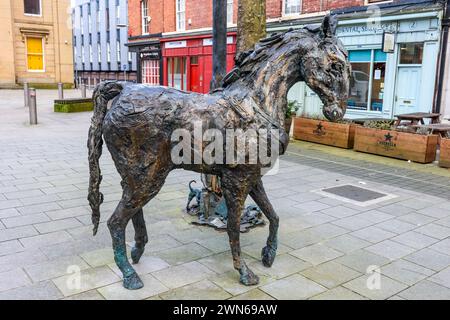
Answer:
[354,126,438,164]
[293,117,356,149]
[440,138,450,168]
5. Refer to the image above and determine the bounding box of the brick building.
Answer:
[72,0,138,87]
[127,0,446,120]
[0,0,74,88]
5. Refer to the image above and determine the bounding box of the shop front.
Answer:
[127,36,162,86]
[161,33,237,93]
[283,8,443,120]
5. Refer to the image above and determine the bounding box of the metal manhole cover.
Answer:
[314,184,397,207]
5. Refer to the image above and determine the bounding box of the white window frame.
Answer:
[24,0,42,17]
[141,0,149,35]
[97,10,101,31]
[365,0,393,5]
[282,0,302,17]
[176,0,186,31]
[117,41,121,63]
[227,0,234,25]
[116,6,121,25]
[26,36,45,72]
[107,43,111,62]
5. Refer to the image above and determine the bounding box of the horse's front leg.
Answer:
[221,173,259,286]
[250,178,279,267]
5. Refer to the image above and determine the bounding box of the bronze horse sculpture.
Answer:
[87,15,350,290]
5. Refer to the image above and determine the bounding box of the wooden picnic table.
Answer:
[410,124,450,138]
[394,112,441,127]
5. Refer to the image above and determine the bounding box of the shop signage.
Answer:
[337,22,397,36]
[165,40,187,49]
[140,51,160,59]
[202,36,234,46]
[382,31,395,53]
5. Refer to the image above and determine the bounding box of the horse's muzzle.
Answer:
[323,102,346,122]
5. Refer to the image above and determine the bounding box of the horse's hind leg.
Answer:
[250,178,279,267]
[108,196,144,290]
[131,209,147,264]
[109,165,170,290]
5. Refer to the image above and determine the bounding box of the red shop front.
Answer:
[161,33,237,94]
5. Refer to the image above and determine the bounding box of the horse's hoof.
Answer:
[261,246,276,267]
[123,273,144,290]
[131,246,145,264]
[239,269,260,286]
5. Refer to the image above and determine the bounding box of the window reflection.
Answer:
[399,43,423,65]
[347,49,387,112]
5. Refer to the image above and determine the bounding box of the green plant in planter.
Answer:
[363,120,395,130]
[286,101,300,119]
[363,120,433,135]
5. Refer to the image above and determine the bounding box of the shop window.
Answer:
[348,49,387,112]
[284,0,301,16]
[399,43,423,65]
[26,37,44,71]
[24,0,41,16]
[142,60,160,86]
[168,57,187,90]
[190,56,199,65]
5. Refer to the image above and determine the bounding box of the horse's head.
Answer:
[224,15,350,122]
[298,15,351,121]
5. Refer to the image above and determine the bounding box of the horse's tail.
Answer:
[87,81,123,236]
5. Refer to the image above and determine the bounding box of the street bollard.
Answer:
[24,82,29,108]
[58,83,64,99]
[81,84,86,98]
[29,88,38,125]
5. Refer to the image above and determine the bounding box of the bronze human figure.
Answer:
[87,15,351,290]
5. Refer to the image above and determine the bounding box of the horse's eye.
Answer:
[331,63,342,73]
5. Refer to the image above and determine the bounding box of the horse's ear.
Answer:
[321,14,338,38]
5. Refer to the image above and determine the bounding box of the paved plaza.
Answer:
[1,89,450,300]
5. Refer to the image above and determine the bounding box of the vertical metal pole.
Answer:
[211,0,228,90]
[58,83,64,99]
[28,88,37,125]
[81,84,86,98]
[24,82,29,107]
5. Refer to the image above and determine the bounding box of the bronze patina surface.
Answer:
[87,15,350,290]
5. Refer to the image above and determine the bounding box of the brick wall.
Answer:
[186,0,212,30]
[128,0,395,38]
[128,0,176,37]
[267,0,282,18]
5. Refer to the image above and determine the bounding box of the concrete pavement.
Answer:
[0,89,450,300]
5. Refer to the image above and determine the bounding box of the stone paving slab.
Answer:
[1,89,450,299]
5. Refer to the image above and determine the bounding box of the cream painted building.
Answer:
[0,0,74,88]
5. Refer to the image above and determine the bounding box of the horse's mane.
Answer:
[222,25,321,88]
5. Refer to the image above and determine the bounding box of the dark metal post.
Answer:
[28,88,37,125]
[24,82,29,108]
[58,83,64,99]
[435,0,450,113]
[210,0,228,90]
